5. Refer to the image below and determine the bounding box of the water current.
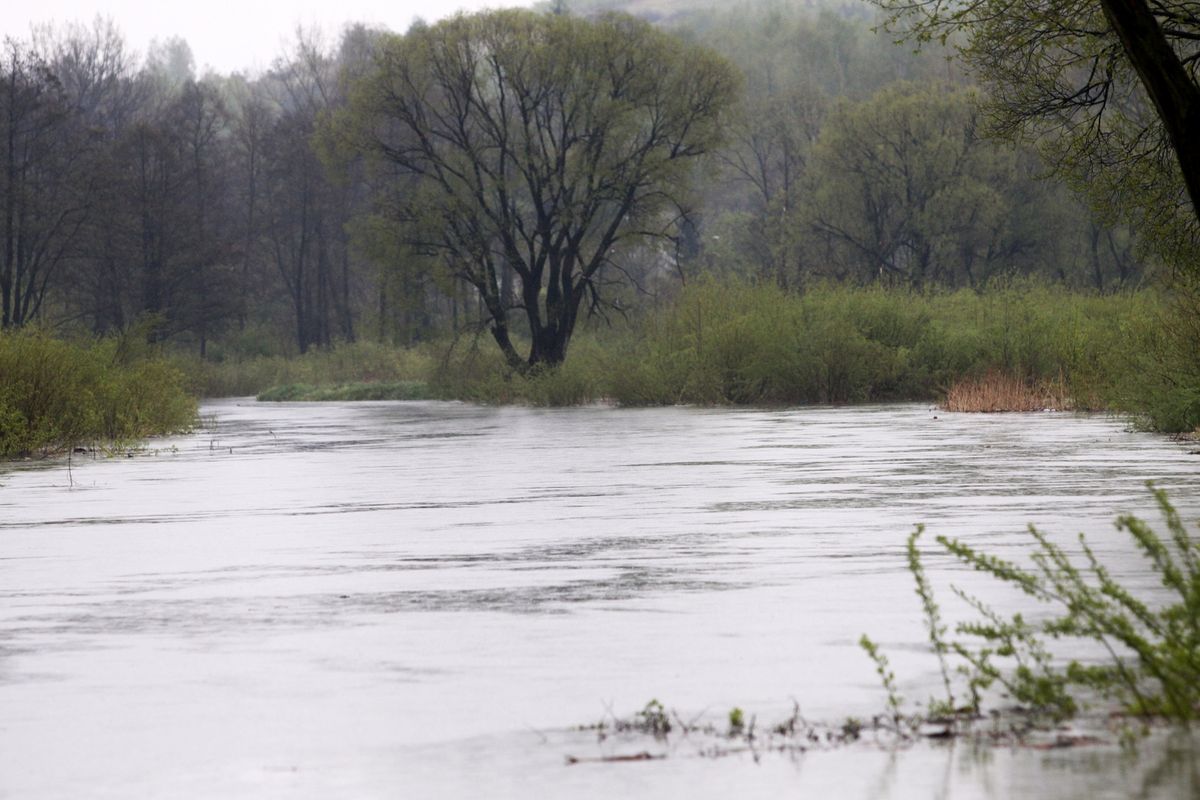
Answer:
[1,400,1197,798]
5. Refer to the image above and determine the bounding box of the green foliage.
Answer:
[185,281,1188,429]
[0,328,196,457]
[868,486,1200,723]
[1107,286,1200,432]
[858,635,903,721]
[608,279,1152,408]
[908,526,956,712]
[806,82,1020,288]
[635,699,672,738]
[182,341,436,398]
[872,0,1200,275]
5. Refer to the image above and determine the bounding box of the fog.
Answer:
[3,0,533,75]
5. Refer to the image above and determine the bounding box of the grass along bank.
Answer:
[190,280,1188,430]
[177,339,437,399]
[0,328,196,458]
[256,381,435,402]
[605,280,1145,408]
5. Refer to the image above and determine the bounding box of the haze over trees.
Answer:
[873,0,1200,275]
[0,0,1165,365]
[331,11,737,370]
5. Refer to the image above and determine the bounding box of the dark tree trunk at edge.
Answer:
[1099,0,1200,228]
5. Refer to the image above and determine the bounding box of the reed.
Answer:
[942,371,1073,413]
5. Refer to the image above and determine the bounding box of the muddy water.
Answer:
[1,400,1198,798]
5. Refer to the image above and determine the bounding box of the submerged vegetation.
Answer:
[864,486,1200,731]
[582,487,1200,764]
[572,692,1137,765]
[0,329,196,458]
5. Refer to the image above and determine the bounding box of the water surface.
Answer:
[1,401,1197,798]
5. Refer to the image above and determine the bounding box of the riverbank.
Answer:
[0,329,196,458]
[184,281,1196,431]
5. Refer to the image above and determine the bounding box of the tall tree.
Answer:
[262,30,359,354]
[804,83,1022,287]
[0,40,94,328]
[874,0,1200,268]
[332,10,738,370]
[172,79,233,354]
[41,19,144,333]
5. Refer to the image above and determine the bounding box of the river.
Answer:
[1,400,1197,798]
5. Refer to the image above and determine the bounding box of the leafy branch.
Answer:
[864,484,1200,727]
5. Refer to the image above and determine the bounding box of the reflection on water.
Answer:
[1,400,1198,799]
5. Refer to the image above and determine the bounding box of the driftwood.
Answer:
[565,752,665,765]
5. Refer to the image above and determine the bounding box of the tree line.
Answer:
[0,21,367,354]
[0,2,1163,365]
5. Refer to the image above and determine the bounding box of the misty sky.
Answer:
[5,0,535,75]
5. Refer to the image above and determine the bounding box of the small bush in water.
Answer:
[864,485,1200,723]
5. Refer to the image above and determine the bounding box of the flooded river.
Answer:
[1,401,1198,798]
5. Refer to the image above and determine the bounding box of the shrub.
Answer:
[0,328,195,457]
[608,279,1151,409]
[865,486,1200,724]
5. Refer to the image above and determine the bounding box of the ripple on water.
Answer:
[0,400,1197,799]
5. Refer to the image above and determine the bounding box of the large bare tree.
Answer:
[333,10,738,370]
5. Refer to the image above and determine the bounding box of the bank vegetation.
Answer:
[0,329,195,458]
[177,280,1193,432]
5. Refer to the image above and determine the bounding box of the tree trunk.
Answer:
[2,69,16,329]
[528,324,568,369]
[1090,224,1105,292]
[490,318,525,371]
[1099,0,1200,227]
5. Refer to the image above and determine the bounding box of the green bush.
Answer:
[606,279,1152,409]
[865,486,1200,724]
[1105,289,1200,431]
[0,329,196,457]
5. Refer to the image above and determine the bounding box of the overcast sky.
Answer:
[4,0,535,76]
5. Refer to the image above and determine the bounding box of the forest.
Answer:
[2,0,1199,453]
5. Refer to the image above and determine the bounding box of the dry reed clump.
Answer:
[941,371,1072,413]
